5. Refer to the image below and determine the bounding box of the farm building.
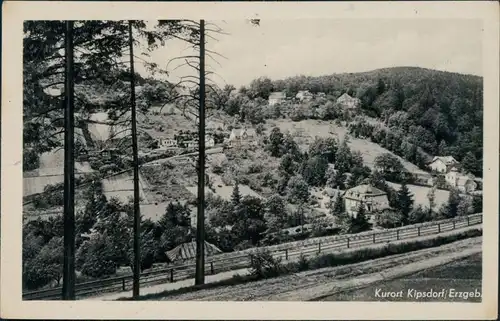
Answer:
[343,184,390,217]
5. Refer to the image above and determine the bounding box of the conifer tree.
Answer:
[231,181,241,208]
[396,183,414,225]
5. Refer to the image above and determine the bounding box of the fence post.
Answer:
[479,215,482,224]
[122,278,126,291]
[438,223,441,233]
[346,237,350,248]
[396,230,400,240]
[210,262,214,275]
[373,233,376,244]
[467,216,470,226]
[285,249,288,260]
[170,269,174,282]
[318,242,321,254]
[453,220,455,230]
[417,227,421,236]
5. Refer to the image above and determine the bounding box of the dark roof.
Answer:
[166,240,222,262]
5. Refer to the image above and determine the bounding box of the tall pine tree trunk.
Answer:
[129,20,141,299]
[62,20,76,300]
[195,19,206,286]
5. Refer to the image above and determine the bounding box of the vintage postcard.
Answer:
[1,0,499,319]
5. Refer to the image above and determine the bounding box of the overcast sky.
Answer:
[136,19,483,88]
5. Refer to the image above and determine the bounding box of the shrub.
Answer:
[375,209,403,228]
[295,253,310,272]
[249,249,286,278]
[306,228,482,270]
[212,165,224,174]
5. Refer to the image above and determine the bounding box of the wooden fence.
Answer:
[23,213,482,300]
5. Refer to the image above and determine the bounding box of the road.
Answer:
[317,251,482,302]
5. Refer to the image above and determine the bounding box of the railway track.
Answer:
[22,213,482,300]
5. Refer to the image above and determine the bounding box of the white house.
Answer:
[159,137,177,148]
[445,167,477,193]
[268,92,286,106]
[343,184,390,218]
[228,128,257,147]
[428,156,459,173]
[295,90,314,102]
[336,93,361,109]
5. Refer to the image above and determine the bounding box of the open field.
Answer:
[323,252,482,302]
[387,182,449,210]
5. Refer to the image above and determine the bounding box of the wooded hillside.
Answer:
[242,67,483,176]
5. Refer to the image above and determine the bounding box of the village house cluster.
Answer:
[268,90,361,109]
[427,156,478,193]
[153,126,259,152]
[157,133,216,150]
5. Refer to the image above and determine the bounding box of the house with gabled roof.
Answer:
[343,184,390,217]
[336,92,361,109]
[428,156,459,173]
[228,127,257,147]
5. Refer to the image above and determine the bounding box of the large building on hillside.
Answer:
[343,184,390,217]
[428,156,459,173]
[268,91,286,106]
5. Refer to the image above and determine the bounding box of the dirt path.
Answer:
[155,236,481,301]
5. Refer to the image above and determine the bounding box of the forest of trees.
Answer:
[235,68,483,177]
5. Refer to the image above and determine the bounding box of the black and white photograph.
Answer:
[2,1,499,320]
